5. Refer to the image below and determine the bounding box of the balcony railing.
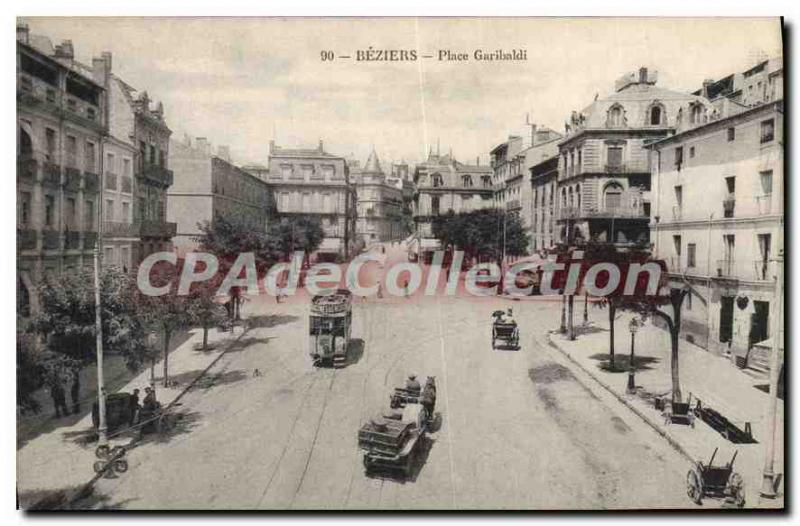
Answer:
[18,157,37,180]
[715,259,735,278]
[64,231,81,250]
[603,161,650,174]
[584,206,647,219]
[84,172,99,193]
[723,196,736,218]
[557,206,580,220]
[506,199,522,210]
[140,164,174,186]
[140,220,177,238]
[42,162,61,186]
[42,229,61,250]
[65,167,82,192]
[84,231,98,250]
[104,221,139,237]
[17,229,37,250]
[756,194,773,215]
[753,259,775,281]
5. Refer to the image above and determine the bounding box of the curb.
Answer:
[62,323,251,509]
[545,331,695,464]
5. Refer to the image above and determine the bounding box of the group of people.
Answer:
[404,374,436,422]
[129,386,160,432]
[49,376,80,418]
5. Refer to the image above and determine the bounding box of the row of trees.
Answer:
[17,215,326,413]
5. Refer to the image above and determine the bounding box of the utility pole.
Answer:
[94,243,108,447]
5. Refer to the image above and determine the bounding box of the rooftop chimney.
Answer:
[639,67,648,84]
[318,139,324,152]
[54,40,74,64]
[217,145,231,162]
[530,123,538,146]
[16,23,29,44]
[91,52,112,88]
[195,137,210,156]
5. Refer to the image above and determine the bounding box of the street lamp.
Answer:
[147,331,158,384]
[627,318,639,394]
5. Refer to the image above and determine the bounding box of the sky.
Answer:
[21,17,783,168]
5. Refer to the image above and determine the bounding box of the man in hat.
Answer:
[405,374,421,396]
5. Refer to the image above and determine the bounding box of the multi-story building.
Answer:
[266,140,356,261]
[555,67,705,248]
[412,148,493,260]
[17,27,106,314]
[168,137,273,255]
[648,58,783,375]
[526,127,563,253]
[241,163,270,182]
[351,150,404,243]
[490,135,525,211]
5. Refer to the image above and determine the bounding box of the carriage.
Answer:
[309,289,352,368]
[491,310,520,349]
[686,448,745,507]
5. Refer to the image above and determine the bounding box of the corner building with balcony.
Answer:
[555,67,705,248]
[648,58,783,375]
[266,140,356,261]
[17,28,106,314]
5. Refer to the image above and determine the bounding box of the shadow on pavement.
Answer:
[19,483,138,510]
[247,314,300,329]
[192,369,249,391]
[364,435,436,485]
[346,338,365,366]
[589,353,660,373]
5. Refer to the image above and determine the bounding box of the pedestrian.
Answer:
[50,381,68,418]
[403,278,410,299]
[377,282,383,299]
[405,374,421,396]
[70,374,81,415]
[129,388,140,426]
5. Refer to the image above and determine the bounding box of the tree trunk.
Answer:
[567,295,575,340]
[671,326,682,403]
[202,326,209,350]
[560,294,567,333]
[163,330,171,388]
[609,302,616,369]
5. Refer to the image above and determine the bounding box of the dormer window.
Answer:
[649,104,664,125]
[690,103,705,125]
[432,173,443,187]
[607,104,625,128]
[462,174,473,187]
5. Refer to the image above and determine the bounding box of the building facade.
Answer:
[350,150,404,243]
[649,59,783,374]
[168,137,273,255]
[266,140,356,260]
[412,148,493,258]
[527,128,563,253]
[555,67,706,248]
[17,29,106,314]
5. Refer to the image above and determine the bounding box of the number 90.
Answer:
[320,50,334,62]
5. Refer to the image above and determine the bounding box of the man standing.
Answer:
[70,375,81,415]
[50,380,68,418]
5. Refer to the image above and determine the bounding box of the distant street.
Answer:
[83,242,699,510]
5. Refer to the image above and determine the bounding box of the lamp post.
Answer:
[94,243,108,447]
[147,331,158,385]
[627,318,639,394]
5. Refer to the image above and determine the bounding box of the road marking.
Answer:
[436,297,458,509]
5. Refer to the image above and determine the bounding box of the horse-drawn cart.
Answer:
[358,404,429,477]
[491,310,519,349]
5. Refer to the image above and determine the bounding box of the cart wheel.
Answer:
[686,468,703,504]
[95,444,110,459]
[109,445,125,458]
[728,472,745,508]
[113,459,129,474]
[93,460,106,474]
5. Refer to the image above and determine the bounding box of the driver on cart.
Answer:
[500,308,516,325]
[405,374,421,396]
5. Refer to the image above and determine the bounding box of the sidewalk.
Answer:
[547,310,784,509]
[17,322,248,509]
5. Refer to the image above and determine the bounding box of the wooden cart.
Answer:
[358,404,429,477]
[686,448,745,507]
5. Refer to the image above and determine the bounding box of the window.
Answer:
[687,243,697,268]
[727,127,735,142]
[106,199,115,221]
[650,105,662,125]
[123,158,132,177]
[723,235,735,262]
[674,185,683,207]
[66,198,76,229]
[106,153,115,174]
[690,104,704,124]
[760,119,775,143]
[725,176,736,196]
[607,146,623,169]
[66,136,77,167]
[19,192,31,225]
[462,174,473,187]
[689,146,695,159]
[431,196,440,215]
[603,183,623,210]
[122,201,130,222]
[44,195,55,226]
[121,247,130,271]
[281,164,292,178]
[673,235,682,257]
[104,247,115,265]
[760,170,773,195]
[85,142,96,172]
[432,174,443,187]
[45,128,56,162]
[85,200,95,230]
[674,147,683,169]
[608,105,624,127]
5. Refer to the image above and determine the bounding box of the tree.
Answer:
[431,208,529,291]
[30,268,152,404]
[186,275,227,351]
[134,261,193,387]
